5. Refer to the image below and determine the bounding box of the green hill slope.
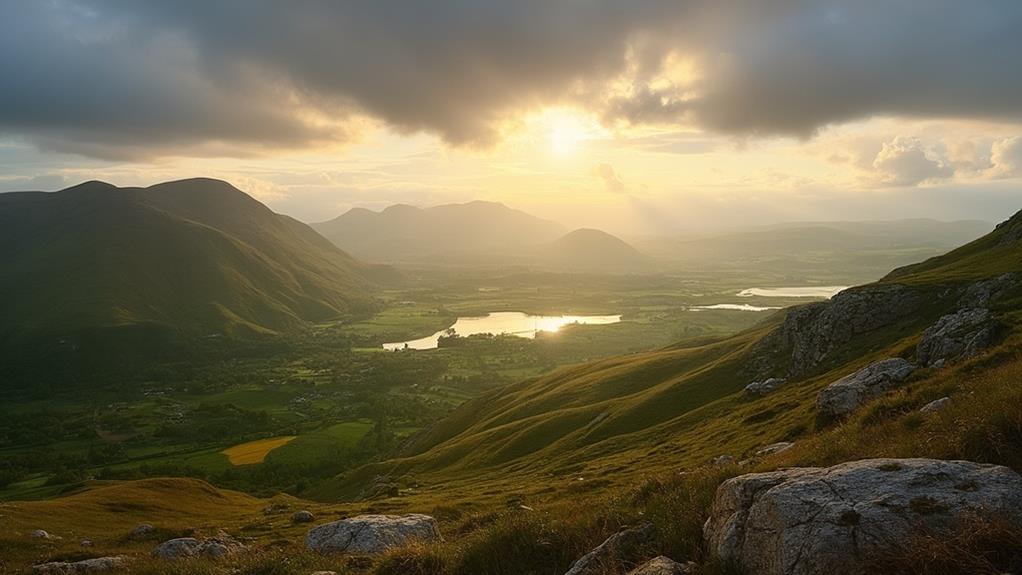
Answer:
[0,178,378,343]
[311,209,1022,503]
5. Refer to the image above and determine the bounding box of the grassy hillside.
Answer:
[884,209,1022,283]
[0,178,379,344]
[309,211,1022,505]
[313,200,565,262]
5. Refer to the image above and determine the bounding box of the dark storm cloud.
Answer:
[1,1,1020,159]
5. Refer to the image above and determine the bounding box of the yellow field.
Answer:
[222,436,297,465]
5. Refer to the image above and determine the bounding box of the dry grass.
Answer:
[222,436,298,465]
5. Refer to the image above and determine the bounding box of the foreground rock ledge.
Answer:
[306,514,439,554]
[703,458,1022,575]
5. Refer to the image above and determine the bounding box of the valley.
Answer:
[1,179,1018,575]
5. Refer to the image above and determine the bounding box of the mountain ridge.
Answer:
[0,178,379,345]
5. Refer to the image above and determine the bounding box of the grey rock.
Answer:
[306,514,439,554]
[564,523,654,575]
[32,557,127,574]
[712,455,735,466]
[919,396,951,413]
[958,273,1019,307]
[625,556,696,575]
[291,510,315,523]
[128,524,154,538]
[755,442,794,457]
[31,529,60,540]
[153,533,246,561]
[779,285,924,376]
[704,458,1022,575]
[917,308,999,366]
[79,539,93,547]
[816,358,915,418]
[744,378,787,396]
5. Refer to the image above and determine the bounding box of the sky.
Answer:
[2,0,1022,235]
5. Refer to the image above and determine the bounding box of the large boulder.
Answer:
[32,557,127,574]
[152,533,246,561]
[564,523,653,575]
[917,308,999,367]
[306,514,439,554]
[744,378,787,396]
[816,358,915,418]
[704,458,1022,575]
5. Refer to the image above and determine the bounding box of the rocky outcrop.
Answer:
[917,308,999,366]
[704,458,1022,575]
[816,358,915,418]
[306,514,439,555]
[291,510,315,523]
[958,272,1019,307]
[564,523,654,575]
[919,396,951,413]
[32,557,127,574]
[779,285,924,376]
[625,556,696,575]
[744,378,787,396]
[152,532,246,561]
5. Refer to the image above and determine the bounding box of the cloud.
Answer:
[2,1,1022,159]
[593,163,626,193]
[991,137,1022,178]
[871,136,954,186]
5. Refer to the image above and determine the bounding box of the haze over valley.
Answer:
[3,2,1022,575]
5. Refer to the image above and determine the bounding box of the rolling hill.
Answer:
[540,228,650,272]
[311,209,1022,504]
[312,200,566,262]
[0,178,380,344]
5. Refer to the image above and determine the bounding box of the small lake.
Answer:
[737,286,848,298]
[690,303,780,312]
[383,311,622,351]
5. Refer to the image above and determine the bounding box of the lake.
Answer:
[383,311,622,350]
[690,303,780,312]
[737,286,848,298]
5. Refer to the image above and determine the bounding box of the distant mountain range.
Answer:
[313,201,566,262]
[0,178,380,344]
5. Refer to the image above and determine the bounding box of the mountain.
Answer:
[0,178,379,344]
[540,228,650,271]
[312,209,1022,502]
[312,200,566,262]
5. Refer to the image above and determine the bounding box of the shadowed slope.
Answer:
[0,178,377,342]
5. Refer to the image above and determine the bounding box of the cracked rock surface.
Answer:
[305,514,439,554]
[703,458,1022,575]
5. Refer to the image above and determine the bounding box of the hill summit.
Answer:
[0,178,378,344]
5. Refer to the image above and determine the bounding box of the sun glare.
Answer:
[537,109,605,155]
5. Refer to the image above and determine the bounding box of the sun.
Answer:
[533,108,605,155]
